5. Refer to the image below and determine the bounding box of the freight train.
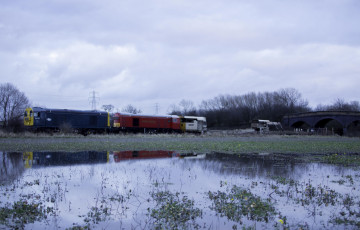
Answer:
[23,107,207,134]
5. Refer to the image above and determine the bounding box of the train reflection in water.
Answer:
[23,151,110,168]
[113,150,178,162]
[22,151,198,168]
[113,151,198,162]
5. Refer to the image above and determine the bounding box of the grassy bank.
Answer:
[1,132,360,155]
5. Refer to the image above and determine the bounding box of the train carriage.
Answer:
[112,113,181,133]
[24,107,110,134]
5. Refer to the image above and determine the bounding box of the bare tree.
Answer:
[122,104,142,114]
[101,104,114,113]
[168,103,182,115]
[349,101,360,111]
[0,83,30,128]
[314,104,327,111]
[179,99,196,115]
[315,98,360,112]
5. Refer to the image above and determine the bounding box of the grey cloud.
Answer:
[1,0,360,113]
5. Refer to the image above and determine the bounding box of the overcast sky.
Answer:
[1,0,359,114]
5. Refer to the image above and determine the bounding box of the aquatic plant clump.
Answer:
[148,191,203,229]
[208,185,276,223]
[0,199,54,229]
[269,175,360,228]
[84,206,111,225]
[330,195,360,228]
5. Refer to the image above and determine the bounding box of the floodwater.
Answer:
[1,151,359,229]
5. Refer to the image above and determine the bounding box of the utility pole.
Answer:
[89,90,99,110]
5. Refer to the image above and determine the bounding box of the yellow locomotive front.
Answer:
[24,107,34,127]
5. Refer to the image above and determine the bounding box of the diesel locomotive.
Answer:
[24,107,110,134]
[23,107,207,134]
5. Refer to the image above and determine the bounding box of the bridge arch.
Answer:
[347,120,360,137]
[314,117,344,128]
[314,118,344,135]
[291,120,311,129]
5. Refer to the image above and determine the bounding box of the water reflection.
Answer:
[1,151,313,182]
[203,152,306,178]
[24,151,109,168]
[113,150,178,162]
[0,151,349,183]
[1,151,110,183]
[0,152,25,183]
[1,150,359,229]
[1,151,197,183]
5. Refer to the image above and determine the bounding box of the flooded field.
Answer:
[1,151,360,229]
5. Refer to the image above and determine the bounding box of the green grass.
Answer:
[1,134,360,155]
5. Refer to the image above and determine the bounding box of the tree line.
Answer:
[170,88,360,129]
[1,82,359,131]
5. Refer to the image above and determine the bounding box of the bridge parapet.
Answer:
[284,111,360,118]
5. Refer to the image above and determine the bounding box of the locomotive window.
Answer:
[24,111,27,117]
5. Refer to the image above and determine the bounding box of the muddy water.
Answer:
[1,151,359,229]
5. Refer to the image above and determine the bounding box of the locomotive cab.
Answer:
[180,116,207,133]
[24,107,47,129]
[24,108,34,126]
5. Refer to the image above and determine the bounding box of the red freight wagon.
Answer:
[112,113,181,133]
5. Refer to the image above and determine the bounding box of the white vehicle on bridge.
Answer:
[251,119,282,132]
[251,119,270,132]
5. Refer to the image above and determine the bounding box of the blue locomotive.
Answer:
[24,107,110,134]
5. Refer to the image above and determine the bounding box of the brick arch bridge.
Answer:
[281,111,360,135]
